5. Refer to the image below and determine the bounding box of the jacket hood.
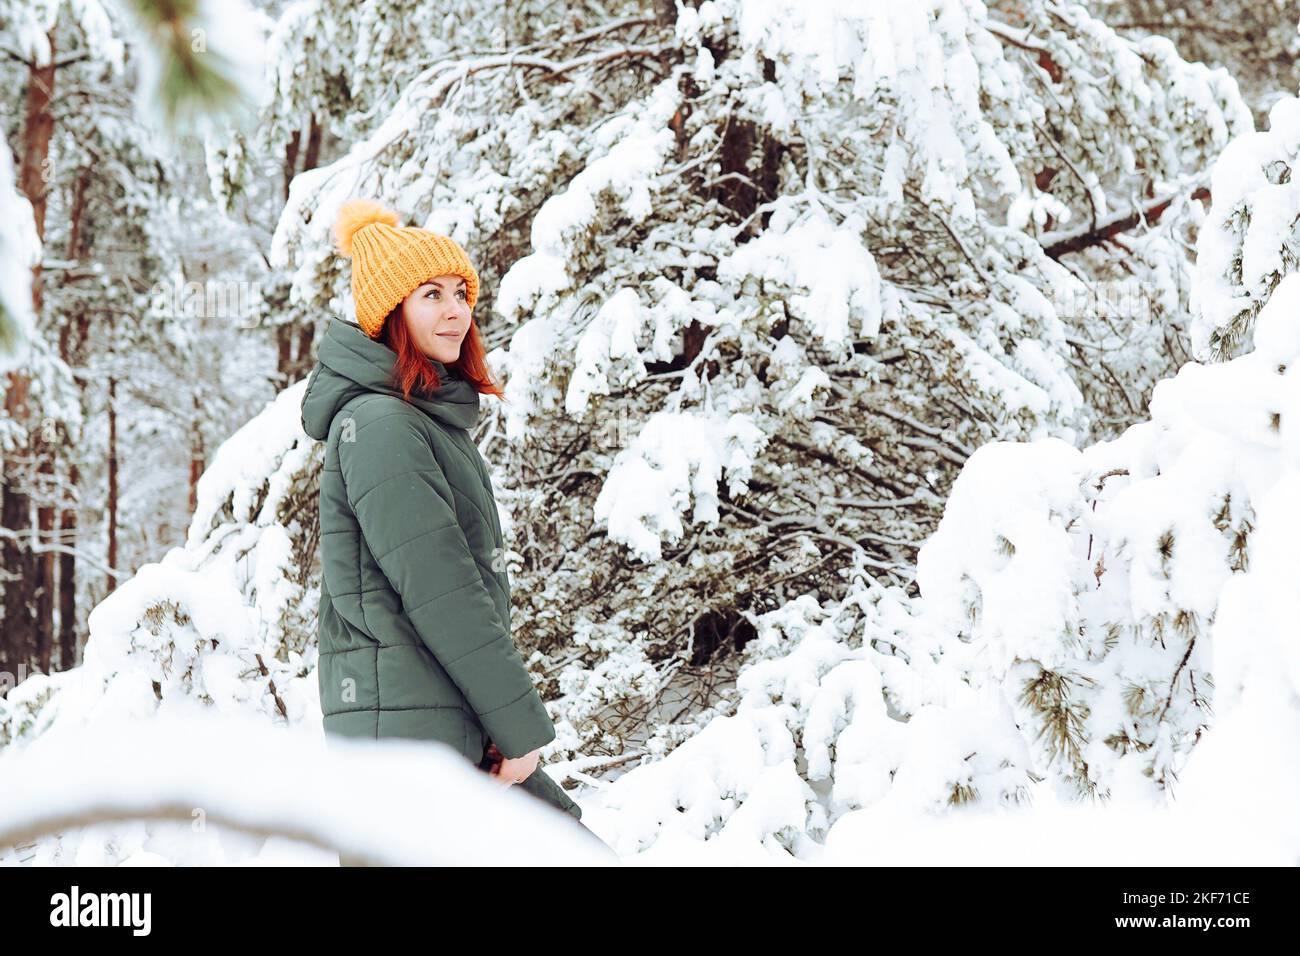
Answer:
[300,316,481,439]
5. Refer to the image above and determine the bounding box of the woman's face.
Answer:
[401,273,471,363]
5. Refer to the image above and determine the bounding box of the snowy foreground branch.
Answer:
[1,700,1293,866]
[0,708,615,866]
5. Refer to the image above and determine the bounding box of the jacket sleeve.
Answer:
[336,402,557,759]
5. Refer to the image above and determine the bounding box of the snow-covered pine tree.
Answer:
[1,0,128,674]
[1083,0,1300,122]
[0,381,321,863]
[0,0,278,675]
[579,72,1300,859]
[885,85,1300,814]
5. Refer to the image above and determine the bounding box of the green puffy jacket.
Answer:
[300,316,580,822]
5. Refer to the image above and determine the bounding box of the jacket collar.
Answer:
[301,316,481,439]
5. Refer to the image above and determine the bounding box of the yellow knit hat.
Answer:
[331,197,480,339]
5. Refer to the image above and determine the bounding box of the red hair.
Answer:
[378,302,507,404]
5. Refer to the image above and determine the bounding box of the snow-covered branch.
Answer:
[0,709,615,866]
[1039,180,1211,258]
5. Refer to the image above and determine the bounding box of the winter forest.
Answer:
[0,0,1297,866]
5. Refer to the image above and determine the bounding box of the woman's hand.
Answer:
[489,745,541,786]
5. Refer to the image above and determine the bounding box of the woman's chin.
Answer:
[424,343,460,363]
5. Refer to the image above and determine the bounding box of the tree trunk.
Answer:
[35,449,54,673]
[54,169,92,672]
[303,114,322,173]
[296,320,316,377]
[18,31,55,314]
[276,323,293,382]
[282,125,300,202]
[1,373,36,672]
[189,391,204,516]
[283,113,321,199]
[0,373,36,672]
[2,28,58,676]
[106,373,119,594]
[277,114,322,382]
[59,460,78,670]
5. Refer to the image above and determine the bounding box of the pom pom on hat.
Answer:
[333,198,400,258]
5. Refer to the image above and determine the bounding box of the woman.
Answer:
[300,198,604,864]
